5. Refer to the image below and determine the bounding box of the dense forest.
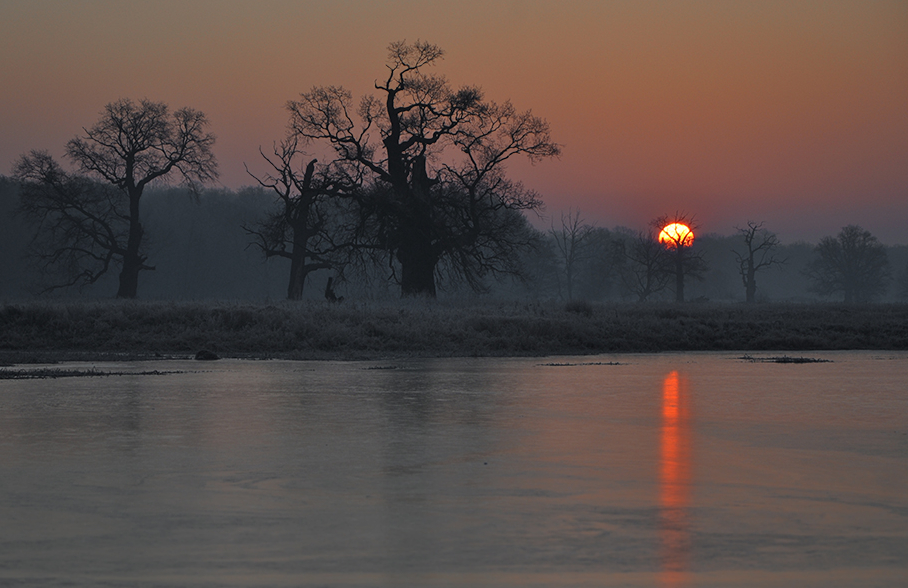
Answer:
[2,177,906,304]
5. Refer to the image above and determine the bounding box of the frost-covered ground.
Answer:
[1,300,907,362]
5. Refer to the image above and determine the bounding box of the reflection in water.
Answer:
[1,355,906,586]
[660,371,691,587]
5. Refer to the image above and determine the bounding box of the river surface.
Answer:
[1,351,906,587]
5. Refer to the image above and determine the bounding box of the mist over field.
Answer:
[2,178,906,305]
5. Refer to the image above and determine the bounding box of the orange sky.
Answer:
[2,0,906,243]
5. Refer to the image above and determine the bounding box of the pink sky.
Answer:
[2,0,906,243]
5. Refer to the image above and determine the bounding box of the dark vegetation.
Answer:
[3,41,907,362]
[651,213,704,303]
[0,176,908,312]
[733,221,786,304]
[285,41,559,297]
[243,139,348,300]
[1,300,906,362]
[4,177,908,305]
[11,42,557,300]
[738,355,832,364]
[13,99,217,298]
[805,225,891,304]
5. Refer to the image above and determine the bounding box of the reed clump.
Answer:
[0,300,906,361]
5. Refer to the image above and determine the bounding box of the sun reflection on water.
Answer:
[660,370,692,587]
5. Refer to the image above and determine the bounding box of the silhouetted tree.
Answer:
[618,229,672,302]
[13,152,125,292]
[805,225,890,303]
[550,209,594,300]
[732,221,786,303]
[0,176,32,297]
[244,137,353,300]
[286,40,559,297]
[653,214,706,302]
[14,99,217,297]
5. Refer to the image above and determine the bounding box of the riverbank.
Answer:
[1,300,906,363]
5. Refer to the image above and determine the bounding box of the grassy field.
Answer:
[1,299,906,363]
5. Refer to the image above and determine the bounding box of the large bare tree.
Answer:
[14,151,125,292]
[244,138,355,300]
[732,221,785,303]
[805,225,890,303]
[16,99,217,298]
[286,40,559,297]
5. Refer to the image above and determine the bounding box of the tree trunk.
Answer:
[116,194,144,299]
[398,231,438,297]
[287,252,306,300]
[674,250,685,303]
[745,264,756,303]
[286,223,308,300]
[397,155,437,297]
[117,257,141,298]
[566,265,574,301]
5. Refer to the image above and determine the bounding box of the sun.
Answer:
[658,223,694,248]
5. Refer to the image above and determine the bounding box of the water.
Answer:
[1,352,906,587]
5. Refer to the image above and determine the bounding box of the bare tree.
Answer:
[805,225,890,303]
[286,40,559,297]
[619,230,673,302]
[14,151,125,292]
[243,138,354,300]
[652,214,706,302]
[15,99,217,297]
[732,221,786,303]
[549,209,594,300]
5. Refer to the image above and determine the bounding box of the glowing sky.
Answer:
[2,0,906,243]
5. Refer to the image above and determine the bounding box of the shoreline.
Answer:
[0,348,884,367]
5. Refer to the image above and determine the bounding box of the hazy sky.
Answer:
[2,0,906,243]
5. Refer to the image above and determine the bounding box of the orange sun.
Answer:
[659,223,694,248]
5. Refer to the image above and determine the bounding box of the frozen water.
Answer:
[1,351,906,587]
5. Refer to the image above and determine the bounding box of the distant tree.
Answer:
[14,99,217,297]
[618,229,673,302]
[505,227,561,299]
[732,221,786,303]
[549,209,594,300]
[652,214,706,302]
[0,176,33,297]
[897,261,908,300]
[243,137,354,300]
[286,40,559,297]
[575,227,624,300]
[805,225,890,303]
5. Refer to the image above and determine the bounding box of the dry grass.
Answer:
[1,299,906,362]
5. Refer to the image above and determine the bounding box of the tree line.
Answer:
[2,175,906,303]
[539,212,902,304]
[5,41,906,304]
[11,41,557,301]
